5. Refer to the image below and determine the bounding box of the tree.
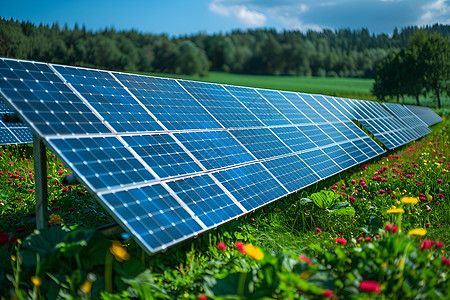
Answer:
[175,40,209,76]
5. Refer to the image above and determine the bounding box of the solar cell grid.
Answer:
[297,149,341,178]
[405,105,442,126]
[0,59,109,135]
[54,66,163,133]
[323,144,357,169]
[0,98,33,145]
[179,80,263,128]
[280,92,326,124]
[270,126,317,153]
[174,130,255,170]
[297,125,334,147]
[114,73,222,130]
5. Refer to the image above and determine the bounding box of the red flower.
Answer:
[436,241,444,248]
[341,184,346,189]
[442,257,450,266]
[359,280,381,293]
[198,295,207,300]
[299,255,314,266]
[315,227,322,233]
[366,236,373,242]
[235,242,245,254]
[335,237,347,245]
[420,240,433,250]
[437,179,443,183]
[217,242,227,251]
[52,207,60,212]
[322,290,334,297]
[351,180,356,185]
[331,185,337,190]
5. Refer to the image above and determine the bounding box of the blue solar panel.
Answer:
[179,80,263,128]
[262,154,320,192]
[297,125,334,147]
[230,128,292,159]
[323,144,357,169]
[304,95,341,123]
[212,162,287,211]
[174,130,255,170]
[256,89,312,125]
[122,134,203,179]
[317,124,349,143]
[383,103,431,138]
[114,73,222,131]
[0,98,33,145]
[54,66,163,133]
[0,59,109,135]
[224,86,291,126]
[167,174,244,227]
[48,137,155,191]
[405,105,442,126]
[100,184,203,252]
[298,149,341,178]
[270,126,317,152]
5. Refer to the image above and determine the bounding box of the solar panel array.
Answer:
[0,57,438,254]
[0,99,33,145]
[404,105,442,127]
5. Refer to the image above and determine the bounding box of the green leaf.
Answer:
[309,191,341,209]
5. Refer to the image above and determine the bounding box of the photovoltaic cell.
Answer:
[270,126,317,153]
[213,162,287,211]
[256,89,312,125]
[323,144,357,169]
[298,149,341,178]
[383,103,431,138]
[262,154,320,192]
[230,128,291,159]
[224,85,291,126]
[167,174,244,227]
[174,130,255,170]
[179,80,263,128]
[0,98,33,145]
[48,137,155,191]
[114,73,222,131]
[297,125,334,147]
[100,184,203,252]
[0,59,109,135]
[54,66,163,133]
[405,105,442,126]
[122,134,203,179]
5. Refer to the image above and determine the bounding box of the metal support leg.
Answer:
[34,134,48,229]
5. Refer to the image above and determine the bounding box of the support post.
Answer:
[34,134,48,229]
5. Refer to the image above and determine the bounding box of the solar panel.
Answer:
[404,105,442,127]
[0,99,33,145]
[3,57,436,255]
[383,103,431,138]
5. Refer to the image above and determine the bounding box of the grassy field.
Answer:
[140,71,450,107]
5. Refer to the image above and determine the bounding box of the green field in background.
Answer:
[139,71,449,107]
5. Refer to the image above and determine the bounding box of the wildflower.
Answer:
[438,193,444,198]
[386,208,405,214]
[420,240,433,250]
[315,227,322,233]
[359,280,381,293]
[299,255,314,266]
[331,185,337,190]
[437,179,443,183]
[425,223,431,228]
[217,242,227,251]
[442,257,450,266]
[407,228,426,236]
[31,276,42,287]
[110,241,131,262]
[79,273,97,294]
[385,224,398,233]
[341,184,346,189]
[436,241,444,248]
[235,242,245,254]
[48,214,64,224]
[322,290,334,297]
[351,180,356,185]
[379,189,385,194]
[243,244,264,260]
[335,237,347,245]
[198,295,207,300]
[366,236,373,242]
[401,197,418,204]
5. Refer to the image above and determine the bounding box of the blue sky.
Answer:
[1,0,448,35]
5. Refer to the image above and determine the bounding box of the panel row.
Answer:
[0,100,33,145]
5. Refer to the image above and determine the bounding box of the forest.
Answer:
[0,18,448,78]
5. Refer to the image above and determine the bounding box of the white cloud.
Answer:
[209,1,267,26]
[418,0,450,24]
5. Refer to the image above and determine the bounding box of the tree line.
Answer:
[0,18,448,79]
[373,31,449,108]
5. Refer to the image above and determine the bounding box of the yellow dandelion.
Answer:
[243,244,264,260]
[31,276,42,287]
[109,241,131,262]
[401,197,418,204]
[407,228,426,236]
[387,208,405,214]
[48,214,64,224]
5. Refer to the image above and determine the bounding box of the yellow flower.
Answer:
[110,241,131,262]
[79,273,97,294]
[386,208,405,214]
[381,262,388,268]
[426,195,433,201]
[401,197,418,204]
[31,276,42,287]
[11,255,16,262]
[243,244,264,260]
[48,214,64,224]
[407,228,426,236]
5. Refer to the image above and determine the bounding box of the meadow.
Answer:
[0,114,448,299]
